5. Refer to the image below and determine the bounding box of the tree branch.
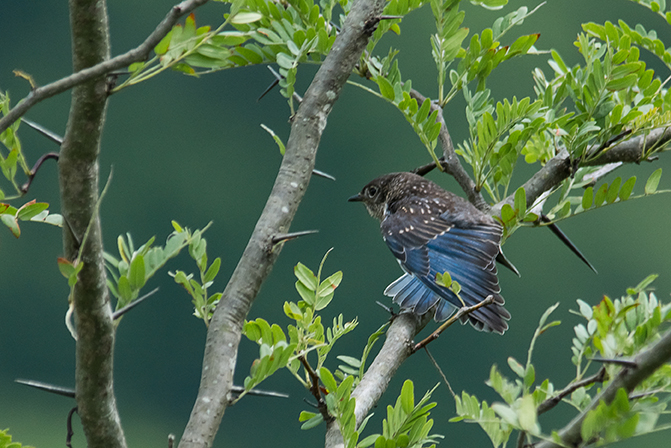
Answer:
[408,89,488,211]
[177,1,387,447]
[0,0,209,136]
[324,313,429,448]
[58,1,125,447]
[536,327,671,448]
[492,127,671,215]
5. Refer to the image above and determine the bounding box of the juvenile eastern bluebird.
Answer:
[348,172,511,334]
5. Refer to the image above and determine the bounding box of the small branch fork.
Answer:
[413,296,496,352]
[300,355,334,423]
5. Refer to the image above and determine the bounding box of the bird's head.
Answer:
[348,173,413,221]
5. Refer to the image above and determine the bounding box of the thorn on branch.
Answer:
[15,378,76,398]
[261,66,303,103]
[21,118,63,145]
[588,357,638,367]
[230,385,289,399]
[271,229,319,245]
[379,15,403,20]
[413,295,496,352]
[540,215,598,274]
[423,346,455,397]
[111,287,160,320]
[168,434,175,448]
[312,169,336,181]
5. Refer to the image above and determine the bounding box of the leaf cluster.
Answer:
[453,276,671,447]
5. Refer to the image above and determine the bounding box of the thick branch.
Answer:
[324,313,429,448]
[177,1,386,447]
[493,127,671,215]
[59,0,124,447]
[0,0,209,136]
[408,89,488,211]
[536,328,671,448]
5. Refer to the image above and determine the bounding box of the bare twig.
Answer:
[178,1,387,446]
[229,385,289,399]
[588,357,637,367]
[272,229,319,245]
[300,355,333,422]
[423,347,455,397]
[20,152,59,194]
[408,89,488,211]
[413,296,496,352]
[0,0,210,136]
[536,367,607,416]
[66,406,78,448]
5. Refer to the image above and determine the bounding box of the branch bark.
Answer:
[0,0,209,136]
[59,0,125,447]
[492,127,671,215]
[177,1,387,446]
[324,313,429,448]
[536,327,671,448]
[408,89,488,211]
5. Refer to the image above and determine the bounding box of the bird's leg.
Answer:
[412,295,496,352]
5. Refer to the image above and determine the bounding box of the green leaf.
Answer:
[230,12,264,24]
[117,275,133,302]
[507,357,525,378]
[17,202,49,221]
[581,186,593,210]
[295,262,317,290]
[129,254,146,290]
[1,213,19,237]
[301,413,324,430]
[204,257,221,283]
[400,380,414,414]
[514,187,526,214]
[619,176,636,201]
[644,168,662,195]
[377,76,395,101]
[319,367,338,393]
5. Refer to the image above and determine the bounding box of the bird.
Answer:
[348,172,511,334]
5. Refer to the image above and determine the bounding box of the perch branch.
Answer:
[177,1,387,447]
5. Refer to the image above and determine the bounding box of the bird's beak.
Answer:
[348,193,363,202]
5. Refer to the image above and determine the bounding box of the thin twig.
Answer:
[537,367,606,415]
[423,347,455,397]
[66,406,78,448]
[413,296,496,352]
[229,385,289,399]
[0,0,211,136]
[20,152,59,194]
[265,66,303,103]
[299,355,333,422]
[408,88,488,211]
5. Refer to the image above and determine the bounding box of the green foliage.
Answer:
[104,221,210,318]
[0,429,34,448]
[359,381,443,448]
[454,277,671,447]
[0,199,61,238]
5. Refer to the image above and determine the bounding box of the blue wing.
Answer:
[382,210,510,334]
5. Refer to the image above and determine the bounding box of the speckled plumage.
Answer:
[349,172,510,334]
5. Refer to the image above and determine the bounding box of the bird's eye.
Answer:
[366,186,378,198]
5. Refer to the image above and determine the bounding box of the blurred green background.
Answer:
[2,0,671,446]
